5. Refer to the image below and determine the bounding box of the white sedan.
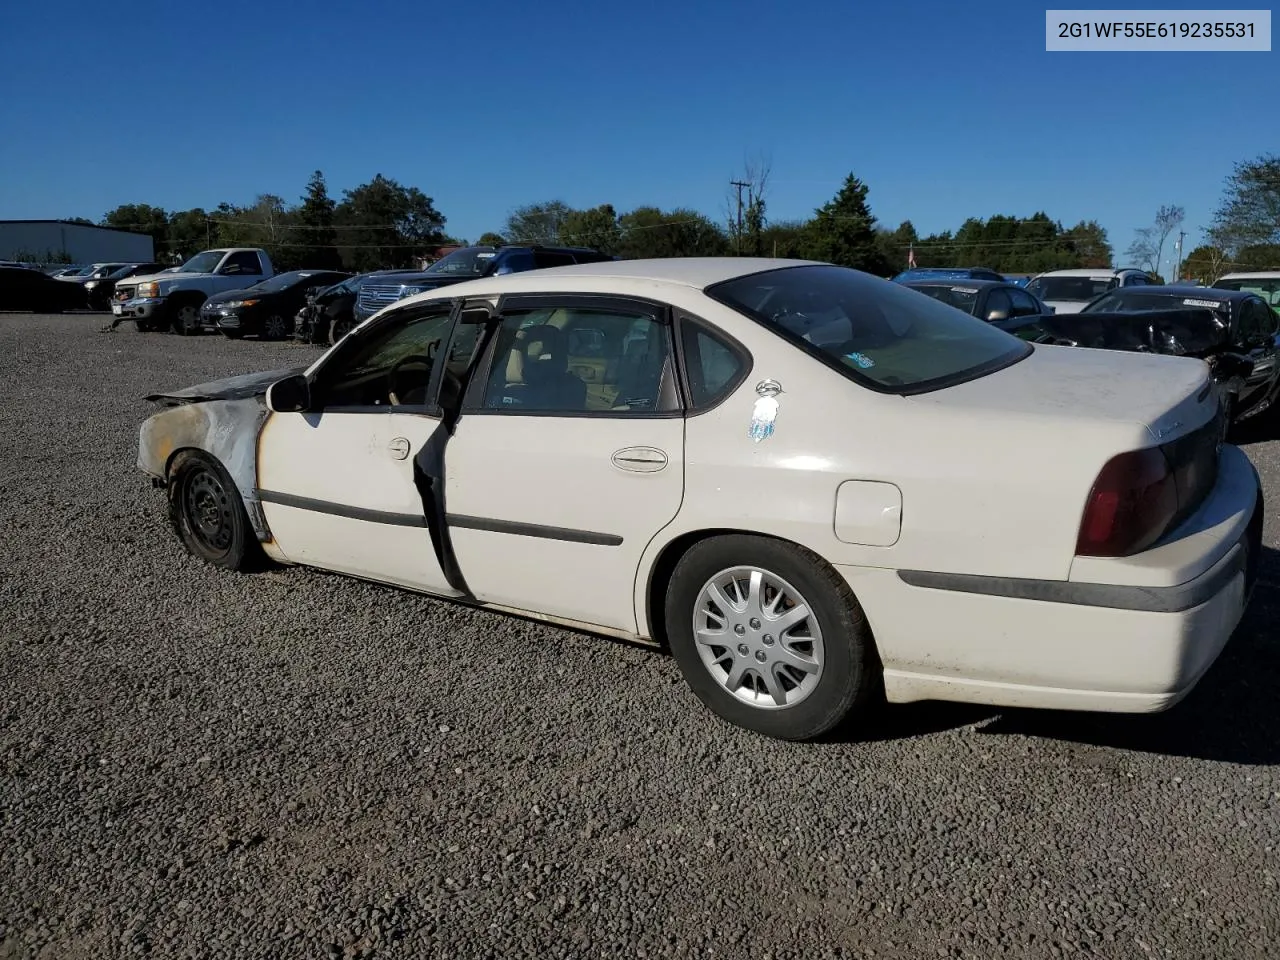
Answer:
[137,258,1264,740]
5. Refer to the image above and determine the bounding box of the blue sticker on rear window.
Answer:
[845,352,875,369]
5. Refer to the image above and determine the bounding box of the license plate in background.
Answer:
[111,303,123,315]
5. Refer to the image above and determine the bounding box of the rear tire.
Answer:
[664,534,879,741]
[167,451,264,571]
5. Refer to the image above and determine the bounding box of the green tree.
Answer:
[875,220,919,273]
[477,231,506,246]
[616,207,729,259]
[102,204,170,254]
[1062,220,1112,269]
[1208,154,1280,255]
[559,204,622,254]
[167,208,214,259]
[293,170,341,270]
[1180,244,1230,283]
[503,201,574,244]
[333,174,448,271]
[800,173,888,274]
[758,220,810,259]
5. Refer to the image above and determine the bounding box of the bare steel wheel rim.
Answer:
[182,469,234,553]
[692,566,825,709]
[264,314,287,338]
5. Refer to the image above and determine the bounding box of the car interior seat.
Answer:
[497,324,587,410]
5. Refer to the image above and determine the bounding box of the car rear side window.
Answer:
[680,320,747,410]
[533,251,576,269]
[1240,298,1278,342]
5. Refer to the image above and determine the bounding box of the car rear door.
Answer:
[442,294,686,633]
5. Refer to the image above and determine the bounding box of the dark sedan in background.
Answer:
[200,270,351,340]
[83,262,167,310]
[901,278,1052,323]
[0,265,90,312]
[1006,285,1280,423]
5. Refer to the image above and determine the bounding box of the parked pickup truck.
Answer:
[112,248,276,334]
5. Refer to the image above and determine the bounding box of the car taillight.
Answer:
[1076,447,1179,557]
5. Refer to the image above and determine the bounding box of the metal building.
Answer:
[0,220,155,264]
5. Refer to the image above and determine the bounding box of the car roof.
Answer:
[385,257,825,306]
[903,278,1005,289]
[1115,284,1252,301]
[1033,268,1139,278]
[1218,271,1280,279]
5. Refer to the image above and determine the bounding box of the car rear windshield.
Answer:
[423,247,497,276]
[1025,276,1117,301]
[250,271,333,293]
[1214,278,1280,306]
[905,283,980,314]
[707,264,1031,394]
[1083,291,1230,315]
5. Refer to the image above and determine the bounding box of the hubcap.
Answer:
[183,469,233,552]
[692,566,824,709]
[178,305,198,329]
[265,315,286,337]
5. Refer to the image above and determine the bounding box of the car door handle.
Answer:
[611,446,667,473]
[388,437,411,460]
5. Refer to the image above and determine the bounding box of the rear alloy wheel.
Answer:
[171,302,202,336]
[167,452,263,571]
[665,535,878,740]
[261,313,290,341]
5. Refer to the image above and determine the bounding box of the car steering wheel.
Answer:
[388,354,433,406]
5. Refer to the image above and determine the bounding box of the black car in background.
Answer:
[1005,285,1280,423]
[83,262,167,310]
[199,270,351,340]
[0,265,90,312]
[901,278,1052,322]
[294,270,417,345]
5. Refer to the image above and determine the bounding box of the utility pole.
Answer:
[730,180,749,254]
[1174,230,1186,281]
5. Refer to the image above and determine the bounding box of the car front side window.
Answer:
[315,307,458,411]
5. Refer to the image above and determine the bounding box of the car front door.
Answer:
[216,251,265,294]
[255,300,477,594]
[443,295,686,633]
[1237,296,1280,406]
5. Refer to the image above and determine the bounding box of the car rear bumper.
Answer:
[840,445,1263,713]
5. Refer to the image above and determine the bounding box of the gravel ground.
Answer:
[2,312,1279,960]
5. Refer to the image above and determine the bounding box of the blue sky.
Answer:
[1,0,1275,270]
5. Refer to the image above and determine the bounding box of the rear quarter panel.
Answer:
[627,289,1154,636]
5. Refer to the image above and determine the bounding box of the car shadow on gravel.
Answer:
[843,546,1280,766]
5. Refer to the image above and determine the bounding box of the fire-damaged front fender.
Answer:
[138,398,272,540]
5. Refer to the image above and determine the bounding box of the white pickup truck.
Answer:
[112,248,275,334]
